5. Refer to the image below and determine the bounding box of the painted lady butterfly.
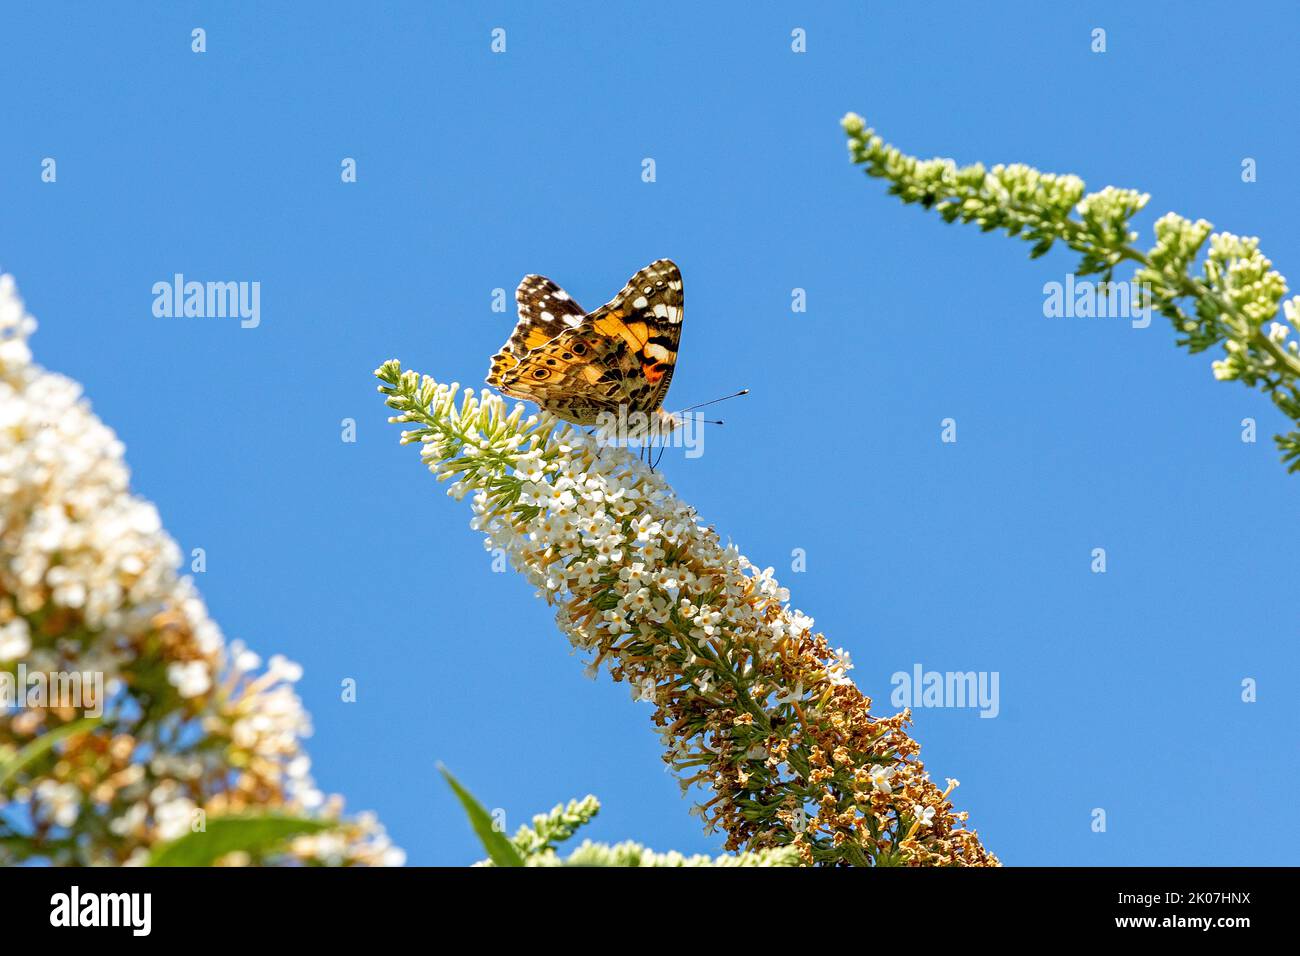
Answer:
[486,259,684,429]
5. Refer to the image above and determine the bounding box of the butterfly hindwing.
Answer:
[492,328,628,424]
[486,259,684,426]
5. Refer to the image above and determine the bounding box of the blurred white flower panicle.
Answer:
[0,272,401,866]
[378,361,996,867]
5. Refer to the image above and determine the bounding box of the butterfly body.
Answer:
[486,259,684,428]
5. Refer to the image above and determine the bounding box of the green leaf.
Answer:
[439,765,525,867]
[0,716,102,790]
[147,814,337,867]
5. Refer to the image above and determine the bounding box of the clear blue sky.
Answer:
[2,2,1295,866]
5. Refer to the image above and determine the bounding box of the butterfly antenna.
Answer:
[675,388,749,415]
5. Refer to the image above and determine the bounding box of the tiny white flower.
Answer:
[0,619,31,662]
[36,781,81,828]
[774,681,804,706]
[166,660,211,698]
[154,797,197,841]
[267,654,303,683]
[869,765,894,795]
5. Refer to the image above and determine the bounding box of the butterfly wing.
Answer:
[582,258,683,416]
[488,259,684,426]
[490,329,629,424]
[486,275,587,386]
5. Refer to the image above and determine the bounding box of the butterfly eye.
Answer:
[533,369,549,379]
[572,343,587,355]
[561,352,573,360]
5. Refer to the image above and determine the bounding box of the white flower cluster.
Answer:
[0,273,401,866]
[460,412,854,708]
[846,112,1300,477]
[379,368,1006,866]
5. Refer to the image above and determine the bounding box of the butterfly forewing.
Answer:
[486,275,587,386]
